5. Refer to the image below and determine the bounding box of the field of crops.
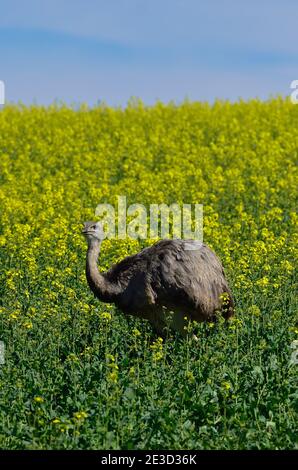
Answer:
[0,98,297,449]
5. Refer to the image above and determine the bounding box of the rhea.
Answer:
[82,221,234,337]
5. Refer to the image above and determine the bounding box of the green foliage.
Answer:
[0,98,297,449]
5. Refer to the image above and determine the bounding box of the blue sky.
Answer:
[0,0,297,105]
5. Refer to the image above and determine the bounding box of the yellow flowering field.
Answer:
[0,98,297,449]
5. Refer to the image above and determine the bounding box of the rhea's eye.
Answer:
[91,225,96,230]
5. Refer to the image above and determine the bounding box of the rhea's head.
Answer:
[82,221,104,244]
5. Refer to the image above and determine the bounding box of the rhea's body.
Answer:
[83,222,234,337]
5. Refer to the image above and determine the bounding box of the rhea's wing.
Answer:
[150,241,231,315]
[104,249,156,314]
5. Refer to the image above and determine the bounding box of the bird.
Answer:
[82,221,234,338]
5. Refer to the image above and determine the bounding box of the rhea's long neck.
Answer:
[86,238,118,303]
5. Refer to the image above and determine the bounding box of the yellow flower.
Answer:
[34,396,44,403]
[132,328,141,337]
[222,381,231,391]
[256,276,269,288]
[108,370,119,383]
[106,353,115,362]
[100,311,112,321]
[106,353,119,382]
[73,411,88,421]
[150,337,164,361]
[248,305,261,317]
[186,370,195,383]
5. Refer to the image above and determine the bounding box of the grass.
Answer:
[0,98,297,449]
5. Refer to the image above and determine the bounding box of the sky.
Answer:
[0,0,297,106]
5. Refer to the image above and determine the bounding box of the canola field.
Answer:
[0,99,297,449]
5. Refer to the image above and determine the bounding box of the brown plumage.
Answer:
[82,221,234,337]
